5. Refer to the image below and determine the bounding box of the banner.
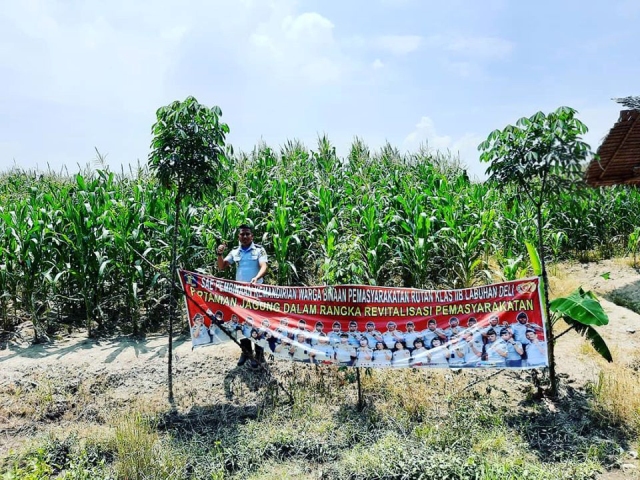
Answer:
[180,270,549,369]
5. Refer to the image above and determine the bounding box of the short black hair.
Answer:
[238,224,253,232]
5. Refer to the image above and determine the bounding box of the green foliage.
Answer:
[148,96,233,404]
[629,226,640,267]
[0,132,639,337]
[148,95,231,203]
[524,241,542,276]
[550,288,609,327]
[550,287,613,362]
[1,434,109,479]
[479,106,592,204]
[479,106,597,397]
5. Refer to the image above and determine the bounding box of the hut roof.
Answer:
[584,109,640,187]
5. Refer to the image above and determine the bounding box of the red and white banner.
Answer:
[180,270,548,369]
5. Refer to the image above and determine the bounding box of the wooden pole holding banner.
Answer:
[129,244,295,405]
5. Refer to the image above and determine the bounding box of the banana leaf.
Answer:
[550,287,609,326]
[562,317,613,362]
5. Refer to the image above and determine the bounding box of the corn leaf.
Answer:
[525,241,542,276]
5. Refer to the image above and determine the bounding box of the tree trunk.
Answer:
[536,205,557,397]
[167,196,181,408]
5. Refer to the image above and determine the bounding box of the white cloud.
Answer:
[282,12,334,44]
[373,35,422,55]
[245,6,355,85]
[372,58,384,69]
[352,32,512,67]
[0,1,191,113]
[403,116,486,179]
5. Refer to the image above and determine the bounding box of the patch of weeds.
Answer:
[224,411,347,473]
[327,435,600,480]
[112,411,159,478]
[0,433,112,479]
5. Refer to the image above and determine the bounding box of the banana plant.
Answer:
[550,287,612,362]
[527,241,612,369]
[629,227,640,268]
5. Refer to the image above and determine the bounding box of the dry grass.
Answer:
[548,266,583,299]
[612,255,639,269]
[588,356,640,436]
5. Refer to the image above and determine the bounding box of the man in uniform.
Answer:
[217,224,268,367]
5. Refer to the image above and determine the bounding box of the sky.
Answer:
[1,0,638,181]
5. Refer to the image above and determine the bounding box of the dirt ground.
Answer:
[1,258,639,477]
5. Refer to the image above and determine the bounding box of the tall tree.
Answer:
[478,106,593,397]
[148,96,231,406]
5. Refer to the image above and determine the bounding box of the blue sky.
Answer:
[1,0,638,180]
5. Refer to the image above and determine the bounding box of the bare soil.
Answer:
[1,258,639,477]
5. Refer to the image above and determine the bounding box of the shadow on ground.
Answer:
[0,333,188,364]
[0,337,96,363]
[504,375,633,470]
[604,278,640,316]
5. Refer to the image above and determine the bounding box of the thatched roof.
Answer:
[584,108,640,187]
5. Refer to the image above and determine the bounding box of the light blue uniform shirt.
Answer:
[224,243,268,283]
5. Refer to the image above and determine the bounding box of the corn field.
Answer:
[1,137,639,338]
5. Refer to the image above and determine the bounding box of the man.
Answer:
[464,317,483,343]
[362,321,383,348]
[382,321,404,349]
[524,330,548,367]
[480,315,501,343]
[346,321,362,347]
[458,330,483,367]
[335,333,357,366]
[422,319,446,348]
[500,328,525,367]
[510,311,544,347]
[443,317,463,340]
[217,224,268,367]
[310,321,326,346]
[482,329,507,367]
[402,321,420,353]
[328,321,343,346]
[191,313,211,348]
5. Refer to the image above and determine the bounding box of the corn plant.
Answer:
[357,194,393,285]
[1,119,640,348]
[264,178,304,285]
